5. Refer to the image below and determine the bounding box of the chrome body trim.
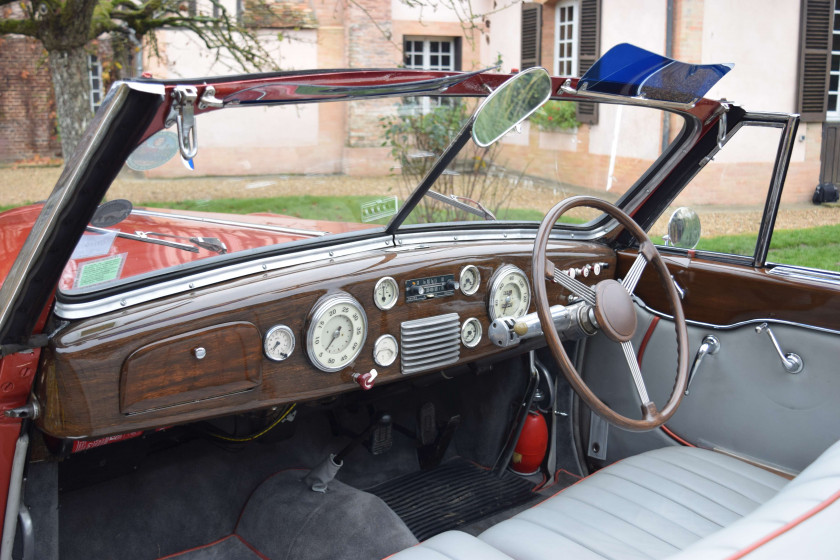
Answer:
[131,209,328,237]
[560,81,696,111]
[0,85,133,335]
[634,297,840,336]
[55,225,610,320]
[768,265,840,287]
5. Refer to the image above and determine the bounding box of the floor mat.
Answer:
[368,459,535,541]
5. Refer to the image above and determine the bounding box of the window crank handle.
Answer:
[754,323,803,374]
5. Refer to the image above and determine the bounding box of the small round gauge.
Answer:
[264,324,295,361]
[461,318,482,348]
[460,265,481,296]
[307,293,368,372]
[373,334,399,367]
[488,265,531,320]
[374,276,399,311]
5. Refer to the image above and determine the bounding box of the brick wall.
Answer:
[0,36,61,163]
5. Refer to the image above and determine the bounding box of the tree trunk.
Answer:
[48,46,92,160]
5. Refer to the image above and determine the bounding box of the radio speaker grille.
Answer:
[400,313,461,375]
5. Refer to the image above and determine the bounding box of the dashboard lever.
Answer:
[685,335,720,395]
[352,369,378,390]
[755,323,803,374]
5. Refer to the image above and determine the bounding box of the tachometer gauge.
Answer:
[307,293,368,372]
[373,276,399,310]
[373,334,398,367]
[264,324,295,361]
[460,265,481,296]
[488,265,531,320]
[461,318,482,348]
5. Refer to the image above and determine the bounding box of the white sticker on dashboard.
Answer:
[71,230,117,260]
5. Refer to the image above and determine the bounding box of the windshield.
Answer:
[50,92,682,295]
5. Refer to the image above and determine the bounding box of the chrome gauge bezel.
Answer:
[487,264,531,320]
[373,334,399,367]
[263,324,295,362]
[461,317,482,348]
[459,265,481,296]
[373,276,399,311]
[306,292,368,372]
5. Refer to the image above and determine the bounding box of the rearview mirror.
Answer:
[472,67,552,147]
[665,207,701,249]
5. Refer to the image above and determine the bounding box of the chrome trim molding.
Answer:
[634,296,840,336]
[131,209,328,237]
[768,265,840,287]
[56,226,607,320]
[55,235,395,319]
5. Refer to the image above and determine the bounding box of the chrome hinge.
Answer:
[198,85,224,110]
[167,86,199,161]
[3,399,39,420]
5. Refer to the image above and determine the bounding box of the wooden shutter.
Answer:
[521,3,543,69]
[576,0,601,125]
[797,0,832,122]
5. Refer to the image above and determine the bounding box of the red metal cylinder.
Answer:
[510,412,548,475]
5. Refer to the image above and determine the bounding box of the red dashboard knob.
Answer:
[351,369,378,390]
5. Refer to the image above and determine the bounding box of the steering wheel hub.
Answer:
[593,280,637,343]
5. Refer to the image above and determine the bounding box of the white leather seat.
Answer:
[388,441,840,559]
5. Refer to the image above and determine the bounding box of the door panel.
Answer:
[580,253,840,473]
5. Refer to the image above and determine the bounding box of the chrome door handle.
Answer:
[755,323,803,374]
[686,335,720,395]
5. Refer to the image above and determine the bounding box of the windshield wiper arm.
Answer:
[137,231,228,254]
[426,190,497,220]
[86,226,199,253]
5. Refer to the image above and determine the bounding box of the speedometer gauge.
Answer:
[307,293,368,372]
[488,265,531,320]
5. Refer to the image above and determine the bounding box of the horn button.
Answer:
[593,280,637,343]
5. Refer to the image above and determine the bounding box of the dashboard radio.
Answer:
[405,274,459,302]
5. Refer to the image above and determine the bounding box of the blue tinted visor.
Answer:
[577,43,733,105]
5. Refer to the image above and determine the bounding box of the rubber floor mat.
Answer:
[368,459,535,541]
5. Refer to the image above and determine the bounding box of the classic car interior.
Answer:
[1,46,839,559]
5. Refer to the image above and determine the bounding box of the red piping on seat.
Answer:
[236,534,272,560]
[725,489,840,559]
[156,535,236,559]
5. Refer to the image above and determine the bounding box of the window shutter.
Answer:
[576,0,601,125]
[797,0,832,122]
[521,3,543,70]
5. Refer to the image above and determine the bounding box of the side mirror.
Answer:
[472,67,552,147]
[665,207,701,249]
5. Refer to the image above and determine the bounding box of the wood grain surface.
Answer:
[39,239,614,438]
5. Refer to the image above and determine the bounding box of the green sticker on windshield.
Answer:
[361,196,399,223]
[76,254,126,289]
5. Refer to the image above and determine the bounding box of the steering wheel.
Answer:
[533,196,689,431]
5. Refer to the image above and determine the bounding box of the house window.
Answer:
[829,3,840,119]
[89,55,103,114]
[554,0,579,76]
[403,37,456,71]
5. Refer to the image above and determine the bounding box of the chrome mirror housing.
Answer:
[471,67,552,147]
[665,207,701,249]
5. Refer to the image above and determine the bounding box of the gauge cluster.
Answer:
[260,263,539,376]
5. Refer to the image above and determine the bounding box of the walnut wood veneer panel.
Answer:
[119,322,262,414]
[618,251,840,331]
[39,239,614,438]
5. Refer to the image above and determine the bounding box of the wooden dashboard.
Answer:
[37,239,614,439]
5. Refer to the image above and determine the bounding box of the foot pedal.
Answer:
[418,415,461,470]
[367,415,393,455]
[417,402,437,446]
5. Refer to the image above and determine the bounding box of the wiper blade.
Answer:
[86,226,199,253]
[426,190,497,220]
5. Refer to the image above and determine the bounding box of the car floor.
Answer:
[33,355,584,560]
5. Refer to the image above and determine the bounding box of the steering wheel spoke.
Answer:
[545,258,596,305]
[620,341,651,405]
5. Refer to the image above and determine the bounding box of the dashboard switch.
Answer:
[352,369,378,390]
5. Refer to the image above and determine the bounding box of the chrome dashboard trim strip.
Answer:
[634,297,840,336]
[55,226,604,320]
